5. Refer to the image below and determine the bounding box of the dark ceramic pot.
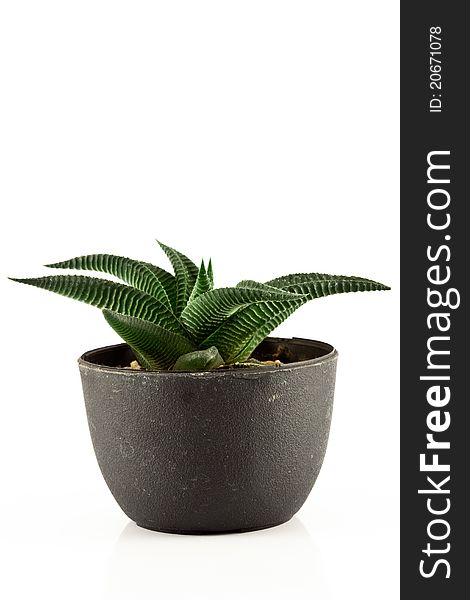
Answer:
[78,336,338,534]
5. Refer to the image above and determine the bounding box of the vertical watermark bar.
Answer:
[401,1,467,596]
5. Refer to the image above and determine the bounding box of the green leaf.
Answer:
[103,310,196,370]
[172,346,224,371]
[157,241,198,315]
[187,259,213,304]
[207,259,214,288]
[45,254,175,312]
[203,273,390,363]
[236,279,286,292]
[200,297,303,362]
[265,272,391,297]
[10,275,186,334]
[181,285,305,344]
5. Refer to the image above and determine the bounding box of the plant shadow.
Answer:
[104,516,332,599]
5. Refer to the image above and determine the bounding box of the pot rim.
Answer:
[78,336,338,377]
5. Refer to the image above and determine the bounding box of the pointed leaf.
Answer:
[10,275,186,334]
[207,259,214,288]
[187,259,213,304]
[200,298,303,362]
[181,286,305,344]
[204,273,390,363]
[265,272,391,297]
[103,310,196,370]
[158,241,198,315]
[46,254,175,312]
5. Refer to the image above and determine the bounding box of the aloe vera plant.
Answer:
[10,241,390,371]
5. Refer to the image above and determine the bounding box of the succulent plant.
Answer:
[10,241,390,371]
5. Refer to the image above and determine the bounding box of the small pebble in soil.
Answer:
[123,360,142,370]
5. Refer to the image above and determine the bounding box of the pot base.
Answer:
[135,517,292,535]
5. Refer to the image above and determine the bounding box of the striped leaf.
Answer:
[46,254,175,312]
[158,241,198,315]
[200,298,304,362]
[203,274,391,362]
[10,275,186,334]
[187,259,213,304]
[265,272,391,297]
[236,279,286,292]
[181,285,306,344]
[103,310,196,370]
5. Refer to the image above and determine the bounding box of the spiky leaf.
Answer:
[265,272,391,298]
[187,259,213,304]
[46,254,176,312]
[10,275,186,334]
[158,241,198,315]
[200,298,303,362]
[103,310,196,370]
[181,285,306,344]
[207,259,214,288]
[172,346,224,371]
[203,274,390,362]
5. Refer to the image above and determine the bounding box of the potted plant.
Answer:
[11,241,389,534]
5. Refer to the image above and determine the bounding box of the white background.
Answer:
[0,1,399,599]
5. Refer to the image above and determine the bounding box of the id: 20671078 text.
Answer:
[429,26,443,113]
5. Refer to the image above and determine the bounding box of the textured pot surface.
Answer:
[78,337,338,534]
